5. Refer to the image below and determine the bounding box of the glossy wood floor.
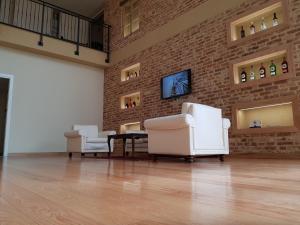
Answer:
[0,156,299,225]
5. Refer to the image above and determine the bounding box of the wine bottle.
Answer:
[241,26,246,38]
[272,13,279,27]
[250,22,256,35]
[259,63,266,78]
[129,72,134,79]
[129,98,133,108]
[282,57,288,74]
[249,65,255,80]
[270,60,277,76]
[261,17,267,31]
[133,101,136,107]
[241,68,247,83]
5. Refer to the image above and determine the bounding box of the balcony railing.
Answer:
[0,0,111,62]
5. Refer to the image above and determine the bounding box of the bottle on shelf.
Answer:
[241,68,247,83]
[250,22,256,35]
[249,65,256,81]
[240,26,246,38]
[260,17,267,31]
[126,72,130,81]
[133,100,136,107]
[125,101,129,109]
[281,57,289,74]
[272,13,279,27]
[129,72,134,79]
[270,60,277,76]
[259,63,266,79]
[129,98,133,108]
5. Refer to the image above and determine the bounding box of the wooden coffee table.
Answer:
[107,133,148,158]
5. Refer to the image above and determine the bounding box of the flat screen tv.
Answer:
[161,69,192,100]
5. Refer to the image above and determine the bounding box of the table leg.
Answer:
[123,138,126,158]
[132,137,135,159]
[107,137,112,158]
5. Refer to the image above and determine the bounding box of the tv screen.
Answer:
[161,69,192,100]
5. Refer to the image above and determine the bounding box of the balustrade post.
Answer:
[38,2,45,46]
[105,25,111,63]
[74,16,80,55]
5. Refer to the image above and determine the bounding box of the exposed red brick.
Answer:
[104,0,300,153]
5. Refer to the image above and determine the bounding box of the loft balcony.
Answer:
[0,0,111,67]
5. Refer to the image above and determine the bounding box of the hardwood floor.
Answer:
[0,156,299,225]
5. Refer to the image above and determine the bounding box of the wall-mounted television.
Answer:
[161,69,192,100]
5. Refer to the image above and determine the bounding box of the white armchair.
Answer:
[64,125,116,158]
[144,103,231,162]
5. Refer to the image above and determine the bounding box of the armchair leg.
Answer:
[81,153,85,157]
[152,155,157,162]
[68,152,72,158]
[94,153,97,157]
[185,156,194,163]
[219,155,225,162]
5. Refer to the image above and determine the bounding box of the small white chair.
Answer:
[64,125,116,158]
[144,103,231,162]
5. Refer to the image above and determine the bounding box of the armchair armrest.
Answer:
[99,130,116,138]
[144,114,195,130]
[223,118,231,129]
[64,131,82,138]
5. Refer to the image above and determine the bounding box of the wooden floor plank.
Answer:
[0,157,299,225]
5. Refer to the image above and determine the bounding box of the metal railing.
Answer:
[0,0,111,62]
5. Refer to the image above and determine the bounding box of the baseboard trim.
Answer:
[229,153,300,159]
[6,152,300,160]
[7,152,67,157]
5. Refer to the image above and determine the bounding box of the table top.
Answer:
[108,133,148,139]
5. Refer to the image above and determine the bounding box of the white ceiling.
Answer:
[45,0,106,17]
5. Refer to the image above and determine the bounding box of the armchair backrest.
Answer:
[73,125,98,138]
[182,103,224,149]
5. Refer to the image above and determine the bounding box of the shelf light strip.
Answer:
[240,102,292,111]
[123,122,140,126]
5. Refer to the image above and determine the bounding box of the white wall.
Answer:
[0,46,104,153]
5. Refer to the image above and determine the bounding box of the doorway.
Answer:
[0,78,9,157]
[0,74,13,157]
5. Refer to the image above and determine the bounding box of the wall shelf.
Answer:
[121,63,140,82]
[120,92,141,110]
[120,122,141,133]
[227,0,288,45]
[232,97,299,134]
[230,45,294,88]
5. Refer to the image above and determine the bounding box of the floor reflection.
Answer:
[0,157,298,224]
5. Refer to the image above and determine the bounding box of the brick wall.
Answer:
[104,0,208,51]
[104,0,300,153]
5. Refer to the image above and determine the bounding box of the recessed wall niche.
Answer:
[121,63,140,82]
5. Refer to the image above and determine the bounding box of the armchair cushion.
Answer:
[86,137,107,143]
[144,114,195,130]
[85,143,109,151]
